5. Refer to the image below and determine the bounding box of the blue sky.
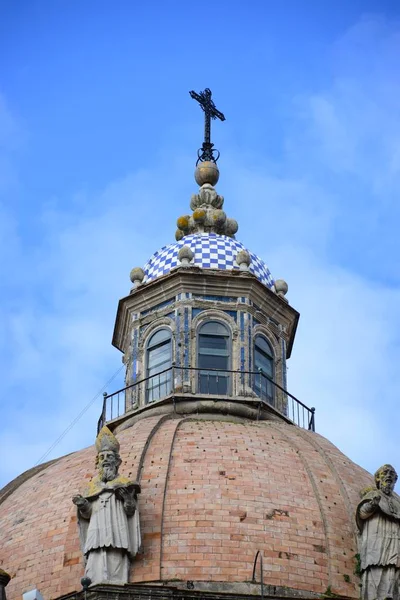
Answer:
[1,1,400,487]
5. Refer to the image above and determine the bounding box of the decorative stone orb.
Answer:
[211,209,226,228]
[176,215,190,232]
[178,245,194,266]
[193,208,206,223]
[275,278,289,297]
[236,249,251,271]
[225,218,238,236]
[195,161,220,186]
[129,267,145,285]
[175,229,184,241]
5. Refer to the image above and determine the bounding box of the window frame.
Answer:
[253,333,275,405]
[145,327,173,404]
[197,320,232,396]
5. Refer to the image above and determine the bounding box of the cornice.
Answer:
[112,268,299,357]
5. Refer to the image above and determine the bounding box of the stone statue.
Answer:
[356,464,400,600]
[72,426,141,585]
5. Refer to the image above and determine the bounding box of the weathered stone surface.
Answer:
[356,464,400,600]
[175,183,237,238]
[194,161,220,187]
[113,269,299,418]
[236,250,251,271]
[72,427,141,585]
[129,268,145,291]
[177,245,194,265]
[275,279,289,301]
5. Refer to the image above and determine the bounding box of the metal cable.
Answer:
[34,364,124,466]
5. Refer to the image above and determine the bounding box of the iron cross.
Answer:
[189,88,225,163]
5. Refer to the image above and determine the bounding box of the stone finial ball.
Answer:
[177,215,190,231]
[236,249,251,267]
[130,267,145,284]
[175,229,184,241]
[178,245,194,264]
[193,208,206,223]
[195,161,220,186]
[275,279,289,296]
[225,218,239,236]
[211,209,226,227]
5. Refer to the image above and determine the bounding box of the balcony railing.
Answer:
[97,366,315,433]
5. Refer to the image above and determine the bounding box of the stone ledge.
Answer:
[108,395,292,434]
[55,581,328,600]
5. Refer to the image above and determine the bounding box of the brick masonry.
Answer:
[0,416,373,600]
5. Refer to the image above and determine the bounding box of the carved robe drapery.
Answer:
[356,490,400,600]
[77,476,141,585]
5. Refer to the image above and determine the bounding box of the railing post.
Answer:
[97,367,316,434]
[103,391,108,420]
[98,392,107,433]
[309,407,316,432]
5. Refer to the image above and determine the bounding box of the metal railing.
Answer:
[97,366,315,433]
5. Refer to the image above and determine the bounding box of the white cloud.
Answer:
[223,14,400,473]
[0,153,196,484]
[223,156,400,474]
[278,245,400,470]
[1,15,400,487]
[298,16,400,195]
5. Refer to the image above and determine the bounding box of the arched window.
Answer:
[198,321,230,395]
[253,335,274,404]
[146,329,172,403]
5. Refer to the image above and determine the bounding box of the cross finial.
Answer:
[189,88,225,164]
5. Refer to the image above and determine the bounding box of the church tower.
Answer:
[0,90,385,600]
[106,87,308,434]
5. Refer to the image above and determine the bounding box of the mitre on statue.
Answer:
[95,426,120,454]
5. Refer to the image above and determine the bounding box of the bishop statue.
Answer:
[73,426,141,585]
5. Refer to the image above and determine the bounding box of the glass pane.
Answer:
[253,372,274,405]
[148,342,171,370]
[148,360,171,377]
[197,321,230,396]
[199,372,228,395]
[255,348,273,377]
[199,334,228,353]
[146,330,172,404]
[255,335,273,357]
[253,336,274,404]
[200,322,229,336]
[147,371,172,403]
[148,329,171,348]
[199,354,228,370]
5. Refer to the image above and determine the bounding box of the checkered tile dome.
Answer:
[142,233,274,288]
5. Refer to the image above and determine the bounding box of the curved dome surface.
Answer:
[1,415,373,600]
[142,233,274,288]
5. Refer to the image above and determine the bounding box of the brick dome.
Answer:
[0,414,373,600]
